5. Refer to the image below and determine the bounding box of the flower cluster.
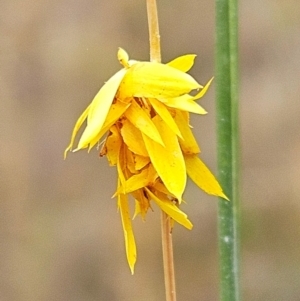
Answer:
[65,48,227,273]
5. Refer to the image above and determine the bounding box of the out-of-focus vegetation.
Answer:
[1,1,299,300]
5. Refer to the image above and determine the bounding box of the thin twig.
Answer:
[146,0,161,63]
[146,1,177,301]
[161,212,177,301]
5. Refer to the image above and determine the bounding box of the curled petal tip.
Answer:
[118,48,130,68]
[63,149,69,160]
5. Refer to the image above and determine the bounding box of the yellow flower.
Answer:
[65,48,228,274]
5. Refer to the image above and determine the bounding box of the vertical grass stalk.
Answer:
[215,0,240,299]
[146,1,177,300]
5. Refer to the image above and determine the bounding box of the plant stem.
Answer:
[161,212,177,301]
[215,0,241,299]
[146,1,177,301]
[146,0,161,63]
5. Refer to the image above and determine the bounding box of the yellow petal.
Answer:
[162,94,207,114]
[121,119,149,157]
[125,146,137,174]
[116,146,127,194]
[142,116,186,202]
[192,77,214,101]
[117,164,157,194]
[76,68,127,150]
[133,154,150,170]
[166,54,196,72]
[105,125,122,166]
[125,99,164,146]
[87,101,131,151]
[161,78,213,114]
[185,154,229,200]
[118,62,202,99]
[174,110,201,154]
[102,101,131,130]
[132,189,151,220]
[118,47,130,68]
[152,181,173,196]
[148,98,183,139]
[145,188,193,230]
[118,188,137,274]
[64,104,91,158]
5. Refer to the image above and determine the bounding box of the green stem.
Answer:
[215,0,240,299]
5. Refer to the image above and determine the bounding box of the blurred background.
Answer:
[1,0,300,300]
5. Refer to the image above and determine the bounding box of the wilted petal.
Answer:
[125,99,164,146]
[76,68,127,150]
[121,169,148,193]
[105,125,122,166]
[174,110,201,155]
[152,181,173,196]
[142,116,186,202]
[119,164,157,194]
[125,147,137,174]
[118,186,137,274]
[145,188,193,230]
[133,154,150,170]
[118,62,201,99]
[121,119,149,157]
[64,104,91,158]
[116,147,127,194]
[185,154,229,200]
[102,101,131,131]
[133,190,151,220]
[166,54,196,72]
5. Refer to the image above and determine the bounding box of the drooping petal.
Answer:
[76,68,127,150]
[142,116,186,202]
[125,146,138,174]
[185,154,229,200]
[159,77,213,114]
[123,168,148,193]
[118,185,137,274]
[118,164,157,194]
[162,94,207,114]
[125,99,164,146]
[118,47,130,68]
[145,188,193,230]
[166,54,196,72]
[133,154,150,170]
[88,101,131,151]
[174,110,201,155]
[148,98,183,139]
[192,77,214,101]
[105,125,122,166]
[116,146,127,194]
[152,181,173,196]
[121,119,149,157]
[118,62,202,99]
[132,189,151,220]
[64,104,91,158]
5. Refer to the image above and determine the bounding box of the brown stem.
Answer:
[146,0,161,63]
[161,211,177,301]
[146,1,177,300]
